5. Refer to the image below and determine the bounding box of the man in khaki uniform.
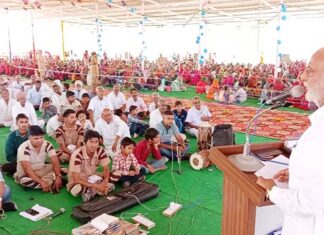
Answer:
[14,125,62,193]
[55,109,84,163]
[68,130,113,202]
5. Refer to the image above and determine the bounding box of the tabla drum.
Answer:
[197,122,213,151]
[190,151,211,170]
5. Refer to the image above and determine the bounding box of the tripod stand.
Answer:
[171,141,185,175]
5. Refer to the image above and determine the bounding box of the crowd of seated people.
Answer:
[0,73,219,207]
[0,51,309,106]
[0,50,310,214]
[0,51,305,93]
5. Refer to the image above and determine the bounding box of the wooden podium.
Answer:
[207,142,289,235]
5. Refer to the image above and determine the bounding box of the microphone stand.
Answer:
[228,102,287,172]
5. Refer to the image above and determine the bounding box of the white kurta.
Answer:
[125,96,148,112]
[185,105,212,137]
[107,91,126,110]
[95,116,124,158]
[88,96,113,123]
[269,105,324,235]
[234,88,248,103]
[73,88,88,100]
[46,115,62,137]
[11,101,44,130]
[0,98,16,126]
[149,109,162,128]
[148,102,158,113]
[185,105,212,126]
[51,92,66,114]
[10,81,24,98]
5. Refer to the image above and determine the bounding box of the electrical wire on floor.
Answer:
[28,217,68,235]
[0,209,11,234]
[181,200,205,235]
[29,231,69,235]
[170,142,182,203]
[167,142,186,235]
[127,193,168,212]
[0,226,11,235]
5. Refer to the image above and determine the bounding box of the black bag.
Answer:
[212,124,235,146]
[72,181,159,224]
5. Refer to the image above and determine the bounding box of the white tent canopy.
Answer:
[1,0,324,26]
[0,0,324,63]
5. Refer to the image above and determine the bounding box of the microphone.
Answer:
[266,85,305,104]
[49,208,65,220]
[228,101,295,172]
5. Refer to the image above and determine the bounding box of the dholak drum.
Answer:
[197,122,213,151]
[190,151,211,170]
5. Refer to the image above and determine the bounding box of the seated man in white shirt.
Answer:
[10,75,24,99]
[114,109,131,139]
[95,107,126,159]
[73,80,87,101]
[51,84,66,113]
[234,83,248,103]
[126,88,148,118]
[26,80,50,110]
[0,88,16,127]
[148,92,159,113]
[46,114,63,138]
[107,84,126,111]
[88,86,112,126]
[185,96,212,137]
[149,98,167,128]
[11,91,45,130]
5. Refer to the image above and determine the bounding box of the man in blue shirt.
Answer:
[2,114,29,175]
[172,100,187,133]
[155,110,189,160]
[26,80,49,111]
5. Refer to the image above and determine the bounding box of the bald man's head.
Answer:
[16,91,27,106]
[301,48,324,107]
[101,107,113,122]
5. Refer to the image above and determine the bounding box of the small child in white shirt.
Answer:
[76,110,93,132]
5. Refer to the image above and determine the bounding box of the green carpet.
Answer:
[0,125,277,235]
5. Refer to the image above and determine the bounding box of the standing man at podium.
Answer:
[257,48,324,235]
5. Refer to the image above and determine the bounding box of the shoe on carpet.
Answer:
[70,184,83,196]
[122,181,131,189]
[138,175,146,182]
[108,183,115,192]
[2,202,18,212]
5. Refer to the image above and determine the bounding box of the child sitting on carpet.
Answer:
[41,97,57,124]
[128,105,149,138]
[134,128,167,174]
[110,137,145,188]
